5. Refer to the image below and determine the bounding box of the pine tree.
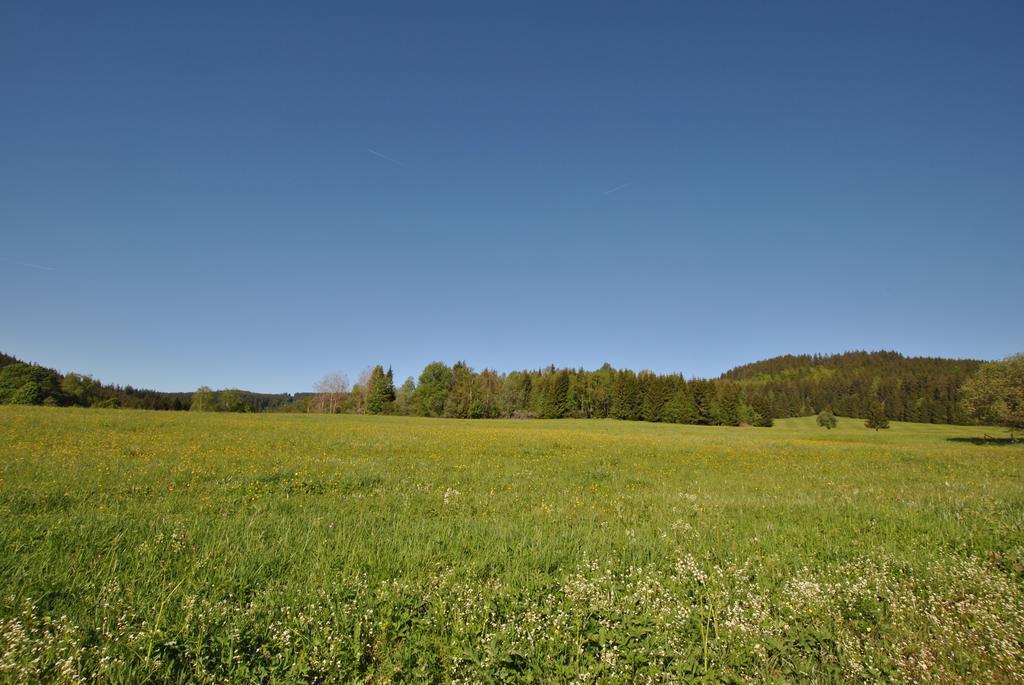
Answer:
[660,382,699,424]
[543,370,570,418]
[713,382,741,426]
[366,365,395,415]
[639,373,669,422]
[611,370,640,420]
[865,402,889,430]
[689,380,715,425]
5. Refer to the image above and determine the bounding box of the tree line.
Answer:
[307,352,1000,428]
[4,350,1018,432]
[309,362,773,426]
[0,353,301,412]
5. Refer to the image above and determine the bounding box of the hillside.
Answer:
[722,351,983,424]
[0,352,304,412]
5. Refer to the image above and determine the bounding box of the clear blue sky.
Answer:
[2,1,1021,392]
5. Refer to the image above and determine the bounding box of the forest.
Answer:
[0,350,985,426]
[0,352,303,412]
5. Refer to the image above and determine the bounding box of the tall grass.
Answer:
[1,407,1022,682]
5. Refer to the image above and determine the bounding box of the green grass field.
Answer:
[1,407,1022,683]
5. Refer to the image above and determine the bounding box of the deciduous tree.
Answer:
[961,353,1024,440]
[191,386,214,412]
[313,372,349,414]
[415,362,452,417]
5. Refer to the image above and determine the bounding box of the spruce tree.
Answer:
[543,370,570,418]
[366,365,395,415]
[690,380,715,425]
[611,370,640,420]
[865,402,889,430]
[713,382,741,426]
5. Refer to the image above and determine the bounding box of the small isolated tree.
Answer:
[817,410,838,429]
[961,353,1024,440]
[865,402,889,431]
[312,372,349,414]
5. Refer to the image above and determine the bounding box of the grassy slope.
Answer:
[1,407,1022,682]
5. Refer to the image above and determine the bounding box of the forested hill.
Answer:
[722,351,983,424]
[0,352,304,412]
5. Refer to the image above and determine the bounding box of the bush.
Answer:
[816,410,837,429]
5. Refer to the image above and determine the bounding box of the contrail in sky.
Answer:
[0,257,54,271]
[602,182,632,195]
[367,148,407,167]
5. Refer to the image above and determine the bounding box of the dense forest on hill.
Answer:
[0,350,988,425]
[722,351,983,424]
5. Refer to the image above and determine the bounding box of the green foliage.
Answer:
[472,369,503,418]
[8,382,44,405]
[722,351,981,424]
[219,389,250,413]
[961,353,1024,438]
[0,349,995,428]
[660,384,697,424]
[1,409,1022,682]
[61,373,99,406]
[191,386,215,412]
[712,382,742,426]
[0,363,62,405]
[690,380,716,425]
[415,362,452,417]
[394,376,417,416]
[611,370,640,420]
[443,362,476,418]
[817,410,838,429]
[638,372,669,422]
[865,402,890,430]
[366,366,396,415]
[542,370,570,418]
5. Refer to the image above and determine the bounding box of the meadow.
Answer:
[1,407,1022,683]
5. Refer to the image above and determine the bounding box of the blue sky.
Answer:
[2,1,1021,392]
